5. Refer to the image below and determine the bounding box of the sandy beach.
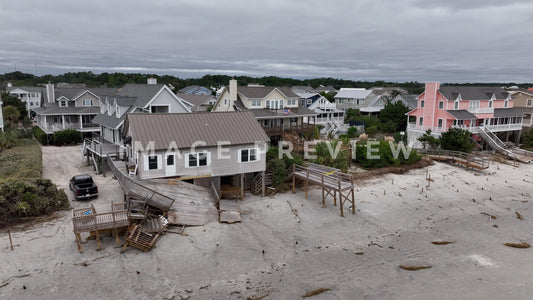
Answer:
[1,145,532,299]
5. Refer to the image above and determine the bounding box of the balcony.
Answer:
[467,107,494,114]
[262,124,315,136]
[38,123,100,133]
[407,122,522,134]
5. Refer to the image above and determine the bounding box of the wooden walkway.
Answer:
[419,149,489,170]
[290,163,355,217]
[72,202,129,253]
[107,159,218,226]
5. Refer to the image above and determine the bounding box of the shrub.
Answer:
[267,158,287,187]
[440,127,475,153]
[33,126,49,145]
[355,140,421,168]
[347,126,358,138]
[365,125,378,136]
[53,129,82,145]
[418,129,440,149]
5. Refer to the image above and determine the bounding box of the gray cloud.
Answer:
[0,0,532,82]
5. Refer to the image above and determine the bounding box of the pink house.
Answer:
[406,83,524,148]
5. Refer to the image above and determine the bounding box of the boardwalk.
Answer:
[290,163,355,217]
[420,149,489,170]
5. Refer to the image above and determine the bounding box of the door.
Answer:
[165,153,175,177]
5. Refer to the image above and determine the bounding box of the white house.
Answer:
[294,92,346,135]
[176,93,216,112]
[6,84,45,117]
[92,78,193,147]
[334,88,376,111]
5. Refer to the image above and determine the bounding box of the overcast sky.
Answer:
[1,0,533,82]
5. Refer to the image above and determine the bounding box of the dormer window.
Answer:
[82,99,93,106]
[59,100,68,107]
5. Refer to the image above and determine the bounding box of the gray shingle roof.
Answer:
[33,103,100,115]
[238,86,299,99]
[231,99,317,118]
[176,93,215,106]
[446,110,478,120]
[439,86,509,100]
[117,84,165,107]
[6,86,45,93]
[124,111,269,150]
[400,94,419,110]
[92,108,132,129]
[493,108,525,118]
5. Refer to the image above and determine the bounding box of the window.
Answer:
[251,100,261,107]
[64,116,71,123]
[419,117,424,126]
[82,99,93,106]
[420,100,425,108]
[150,105,169,113]
[59,100,68,107]
[527,99,533,107]
[166,154,174,166]
[266,99,283,109]
[224,99,228,105]
[239,148,259,163]
[287,99,296,106]
[488,100,493,108]
[148,156,158,170]
[307,99,312,105]
[438,101,444,109]
[454,100,459,110]
[504,99,509,108]
[437,119,443,128]
[187,152,209,167]
[469,100,480,110]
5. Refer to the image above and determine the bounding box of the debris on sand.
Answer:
[515,212,523,220]
[302,288,331,298]
[399,265,432,271]
[247,293,270,300]
[431,241,455,245]
[481,212,497,219]
[355,252,364,255]
[503,242,530,249]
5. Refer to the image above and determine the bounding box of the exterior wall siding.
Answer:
[148,88,189,113]
[74,93,100,107]
[135,143,267,180]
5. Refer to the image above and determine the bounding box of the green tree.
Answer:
[378,100,410,133]
[2,105,20,124]
[319,91,336,103]
[1,92,27,120]
[417,130,440,149]
[439,128,475,153]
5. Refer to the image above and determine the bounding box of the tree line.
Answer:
[0,71,429,93]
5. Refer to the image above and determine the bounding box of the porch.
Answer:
[37,114,99,134]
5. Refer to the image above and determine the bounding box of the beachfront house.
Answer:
[33,83,118,136]
[92,78,192,149]
[123,111,269,193]
[212,80,317,145]
[508,89,533,128]
[294,91,346,136]
[6,84,45,118]
[392,94,419,110]
[406,83,524,148]
[334,88,376,111]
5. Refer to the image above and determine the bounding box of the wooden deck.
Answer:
[219,199,242,224]
[72,203,129,252]
[290,163,355,217]
[419,149,489,170]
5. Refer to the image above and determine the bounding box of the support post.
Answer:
[292,165,296,194]
[95,231,101,251]
[305,168,309,199]
[338,179,343,217]
[261,171,266,197]
[240,173,244,199]
[321,175,325,208]
[75,233,83,253]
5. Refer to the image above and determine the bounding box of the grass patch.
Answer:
[0,139,69,220]
[0,139,42,179]
[503,242,530,249]
[302,288,331,298]
[399,265,432,271]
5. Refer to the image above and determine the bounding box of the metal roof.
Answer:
[446,110,478,120]
[124,111,270,150]
[439,86,509,100]
[334,88,373,99]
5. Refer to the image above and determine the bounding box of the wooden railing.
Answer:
[262,124,315,136]
[209,181,220,208]
[418,149,489,169]
[72,203,129,234]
